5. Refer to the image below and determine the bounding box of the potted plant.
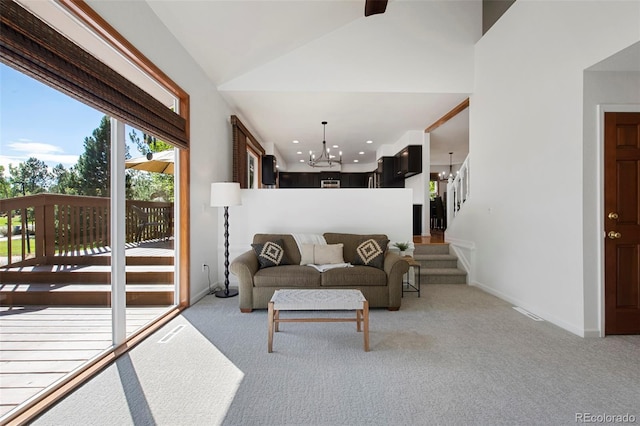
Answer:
[393,242,410,256]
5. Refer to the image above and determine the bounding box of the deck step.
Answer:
[40,256,174,266]
[0,265,174,285]
[0,283,174,306]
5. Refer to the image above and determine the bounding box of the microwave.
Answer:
[320,179,340,189]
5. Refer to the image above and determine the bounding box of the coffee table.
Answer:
[267,289,369,353]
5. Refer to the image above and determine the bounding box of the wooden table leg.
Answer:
[275,309,280,332]
[356,309,362,332]
[268,301,274,353]
[363,300,369,352]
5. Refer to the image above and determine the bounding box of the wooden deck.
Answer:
[0,239,177,418]
[0,305,171,418]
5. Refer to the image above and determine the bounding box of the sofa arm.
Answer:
[384,252,410,310]
[230,250,259,312]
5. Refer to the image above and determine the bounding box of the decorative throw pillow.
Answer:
[300,243,344,265]
[353,238,388,269]
[251,239,290,269]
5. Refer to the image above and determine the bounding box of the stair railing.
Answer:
[447,154,470,225]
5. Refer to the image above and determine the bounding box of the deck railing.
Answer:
[0,194,172,267]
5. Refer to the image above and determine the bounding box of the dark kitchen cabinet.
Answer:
[279,172,320,188]
[340,173,369,188]
[378,157,404,188]
[261,155,277,186]
[396,145,422,178]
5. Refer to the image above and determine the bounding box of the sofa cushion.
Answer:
[251,239,290,269]
[320,265,387,287]
[323,233,388,264]
[253,234,301,265]
[253,265,321,288]
[353,238,389,269]
[300,243,344,265]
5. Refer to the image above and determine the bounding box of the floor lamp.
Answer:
[210,182,242,298]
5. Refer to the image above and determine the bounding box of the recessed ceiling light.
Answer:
[299,159,305,162]
[296,151,302,155]
[353,159,359,163]
[366,140,373,144]
[359,151,364,155]
[293,140,299,144]
[332,145,339,149]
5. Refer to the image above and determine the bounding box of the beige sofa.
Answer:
[230,233,410,312]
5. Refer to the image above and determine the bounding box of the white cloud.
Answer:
[37,153,80,166]
[0,155,23,172]
[8,141,64,154]
[1,141,79,169]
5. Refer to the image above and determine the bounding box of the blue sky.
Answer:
[0,62,138,172]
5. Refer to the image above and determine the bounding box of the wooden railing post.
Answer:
[34,203,45,259]
[43,200,56,257]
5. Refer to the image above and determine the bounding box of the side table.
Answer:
[401,256,420,297]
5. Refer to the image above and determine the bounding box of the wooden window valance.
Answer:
[232,115,265,188]
[0,0,188,149]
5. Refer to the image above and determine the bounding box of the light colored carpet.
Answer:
[33,285,640,426]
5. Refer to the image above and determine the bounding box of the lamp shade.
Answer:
[210,182,242,207]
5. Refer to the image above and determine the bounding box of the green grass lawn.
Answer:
[0,237,30,257]
[0,214,24,232]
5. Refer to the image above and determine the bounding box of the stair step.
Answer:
[413,243,450,255]
[413,254,458,268]
[420,268,467,284]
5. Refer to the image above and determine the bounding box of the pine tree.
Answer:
[75,115,111,196]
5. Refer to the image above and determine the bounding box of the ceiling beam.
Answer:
[424,98,469,133]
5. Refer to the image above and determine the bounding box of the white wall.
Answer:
[87,0,234,303]
[217,188,413,285]
[582,70,640,335]
[447,0,640,336]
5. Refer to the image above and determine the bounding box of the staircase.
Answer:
[413,243,467,284]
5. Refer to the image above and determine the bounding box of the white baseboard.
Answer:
[582,329,602,338]
[470,280,595,338]
[191,286,212,305]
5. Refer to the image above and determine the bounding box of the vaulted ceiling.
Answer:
[146,0,482,170]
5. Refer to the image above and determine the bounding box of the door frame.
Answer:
[596,104,640,337]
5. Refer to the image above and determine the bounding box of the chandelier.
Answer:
[440,152,454,181]
[309,121,342,168]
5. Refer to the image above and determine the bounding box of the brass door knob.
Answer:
[608,212,619,220]
[607,231,622,239]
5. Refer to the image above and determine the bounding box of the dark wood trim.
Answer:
[424,98,470,133]
[178,148,190,308]
[231,115,265,188]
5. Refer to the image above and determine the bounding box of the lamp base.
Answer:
[214,288,239,298]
